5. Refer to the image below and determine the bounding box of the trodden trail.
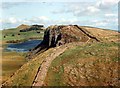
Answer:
[32,45,68,86]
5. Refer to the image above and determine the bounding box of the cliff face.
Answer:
[28,25,100,58]
[41,25,99,47]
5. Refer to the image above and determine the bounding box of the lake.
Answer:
[6,40,42,52]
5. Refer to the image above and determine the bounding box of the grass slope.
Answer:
[80,26,119,42]
[2,51,27,84]
[3,48,56,86]
[44,42,119,86]
[3,42,119,86]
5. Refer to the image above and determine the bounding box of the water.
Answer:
[6,40,42,52]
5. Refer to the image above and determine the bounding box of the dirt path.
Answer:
[32,45,68,86]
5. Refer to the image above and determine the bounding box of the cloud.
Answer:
[8,17,18,24]
[27,16,49,25]
[2,2,29,9]
[1,1,118,30]
[38,16,49,21]
[1,17,19,24]
[105,13,118,17]
[87,6,100,13]
[2,2,20,9]
[51,0,118,17]
[74,0,118,16]
[96,0,119,9]
[74,5,100,16]
[57,18,78,24]
[51,2,90,15]
[1,16,51,29]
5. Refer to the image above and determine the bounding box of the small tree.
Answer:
[12,34,15,36]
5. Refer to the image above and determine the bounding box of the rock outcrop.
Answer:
[27,25,100,59]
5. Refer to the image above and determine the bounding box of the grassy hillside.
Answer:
[2,47,58,86]
[44,42,119,86]
[2,26,120,86]
[80,26,119,42]
[2,42,119,86]
[2,28,44,43]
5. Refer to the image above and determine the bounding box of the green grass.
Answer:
[2,42,119,86]
[44,42,119,86]
[2,28,44,42]
[3,48,55,86]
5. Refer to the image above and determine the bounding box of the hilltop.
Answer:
[2,25,120,87]
[17,24,31,30]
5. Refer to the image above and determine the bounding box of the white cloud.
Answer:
[87,6,100,13]
[52,18,80,25]
[38,16,49,21]
[96,0,119,9]
[23,16,50,26]
[1,17,20,24]
[22,20,30,23]
[52,2,101,16]
[105,13,117,17]
[8,17,18,24]
[51,0,118,17]
[74,6,100,16]
[2,2,29,9]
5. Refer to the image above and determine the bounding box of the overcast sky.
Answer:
[0,0,119,30]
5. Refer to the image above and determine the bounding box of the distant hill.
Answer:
[17,24,31,30]
[17,24,44,32]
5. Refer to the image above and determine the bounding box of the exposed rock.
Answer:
[27,25,100,59]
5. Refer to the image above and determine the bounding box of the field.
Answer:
[2,28,44,43]
[2,51,27,84]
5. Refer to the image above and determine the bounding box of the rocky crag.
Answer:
[27,25,100,59]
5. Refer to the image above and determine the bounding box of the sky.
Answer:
[0,0,119,31]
